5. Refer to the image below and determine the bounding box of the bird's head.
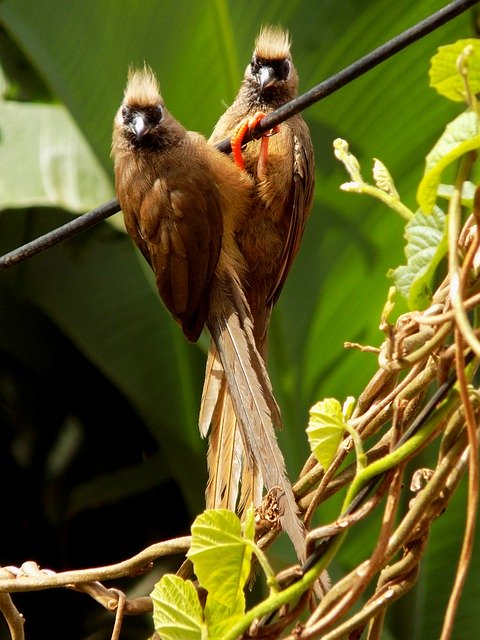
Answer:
[114,66,173,148]
[245,26,298,100]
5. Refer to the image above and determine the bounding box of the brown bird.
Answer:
[112,66,227,342]
[200,26,315,561]
[112,66,294,550]
[211,25,315,346]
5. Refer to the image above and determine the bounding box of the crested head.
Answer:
[254,25,291,61]
[242,25,297,105]
[113,64,185,152]
[124,65,161,107]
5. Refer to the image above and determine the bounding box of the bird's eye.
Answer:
[121,105,129,121]
[250,56,260,74]
[281,59,291,78]
[156,105,163,121]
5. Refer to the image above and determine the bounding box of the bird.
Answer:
[210,25,315,346]
[112,66,231,342]
[111,66,303,555]
[200,26,315,562]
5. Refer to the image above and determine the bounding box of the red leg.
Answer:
[257,136,269,181]
[255,121,279,181]
[230,112,280,177]
[230,120,250,170]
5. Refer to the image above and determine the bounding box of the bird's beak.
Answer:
[131,114,148,140]
[258,66,276,91]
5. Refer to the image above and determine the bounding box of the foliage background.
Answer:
[0,1,478,638]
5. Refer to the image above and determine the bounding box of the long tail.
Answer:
[204,264,306,561]
[200,344,264,511]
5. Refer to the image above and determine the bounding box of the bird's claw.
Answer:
[230,112,279,179]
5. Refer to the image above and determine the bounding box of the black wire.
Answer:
[218,0,480,151]
[0,0,477,272]
[0,199,120,270]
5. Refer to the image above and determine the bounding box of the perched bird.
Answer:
[112,66,300,554]
[112,66,229,342]
[200,26,315,561]
[211,25,315,348]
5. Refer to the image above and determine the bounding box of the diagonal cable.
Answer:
[0,0,477,272]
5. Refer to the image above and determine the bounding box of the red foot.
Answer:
[230,112,279,180]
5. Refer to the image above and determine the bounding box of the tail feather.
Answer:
[205,381,242,510]
[206,267,306,560]
[201,343,264,513]
[238,457,263,511]
[199,343,222,438]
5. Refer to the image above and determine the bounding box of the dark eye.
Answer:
[155,105,163,120]
[121,105,129,121]
[250,55,260,75]
[281,59,291,78]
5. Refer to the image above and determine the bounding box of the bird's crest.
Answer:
[124,65,160,106]
[254,25,291,60]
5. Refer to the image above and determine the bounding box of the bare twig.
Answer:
[70,582,152,615]
[110,589,126,640]
[302,468,403,638]
[0,537,190,593]
[0,593,24,640]
[440,183,480,640]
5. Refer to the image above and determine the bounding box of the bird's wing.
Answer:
[268,117,314,308]
[140,173,223,341]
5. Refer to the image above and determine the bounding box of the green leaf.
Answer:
[151,574,205,640]
[417,110,480,214]
[372,158,399,198]
[242,502,256,543]
[306,398,346,471]
[429,38,480,102]
[390,206,447,310]
[437,180,476,207]
[187,509,253,620]
[0,100,114,214]
[208,608,245,640]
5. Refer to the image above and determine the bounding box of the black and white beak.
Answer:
[257,66,276,90]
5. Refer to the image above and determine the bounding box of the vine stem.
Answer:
[341,389,458,513]
[221,537,343,640]
[440,158,480,640]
